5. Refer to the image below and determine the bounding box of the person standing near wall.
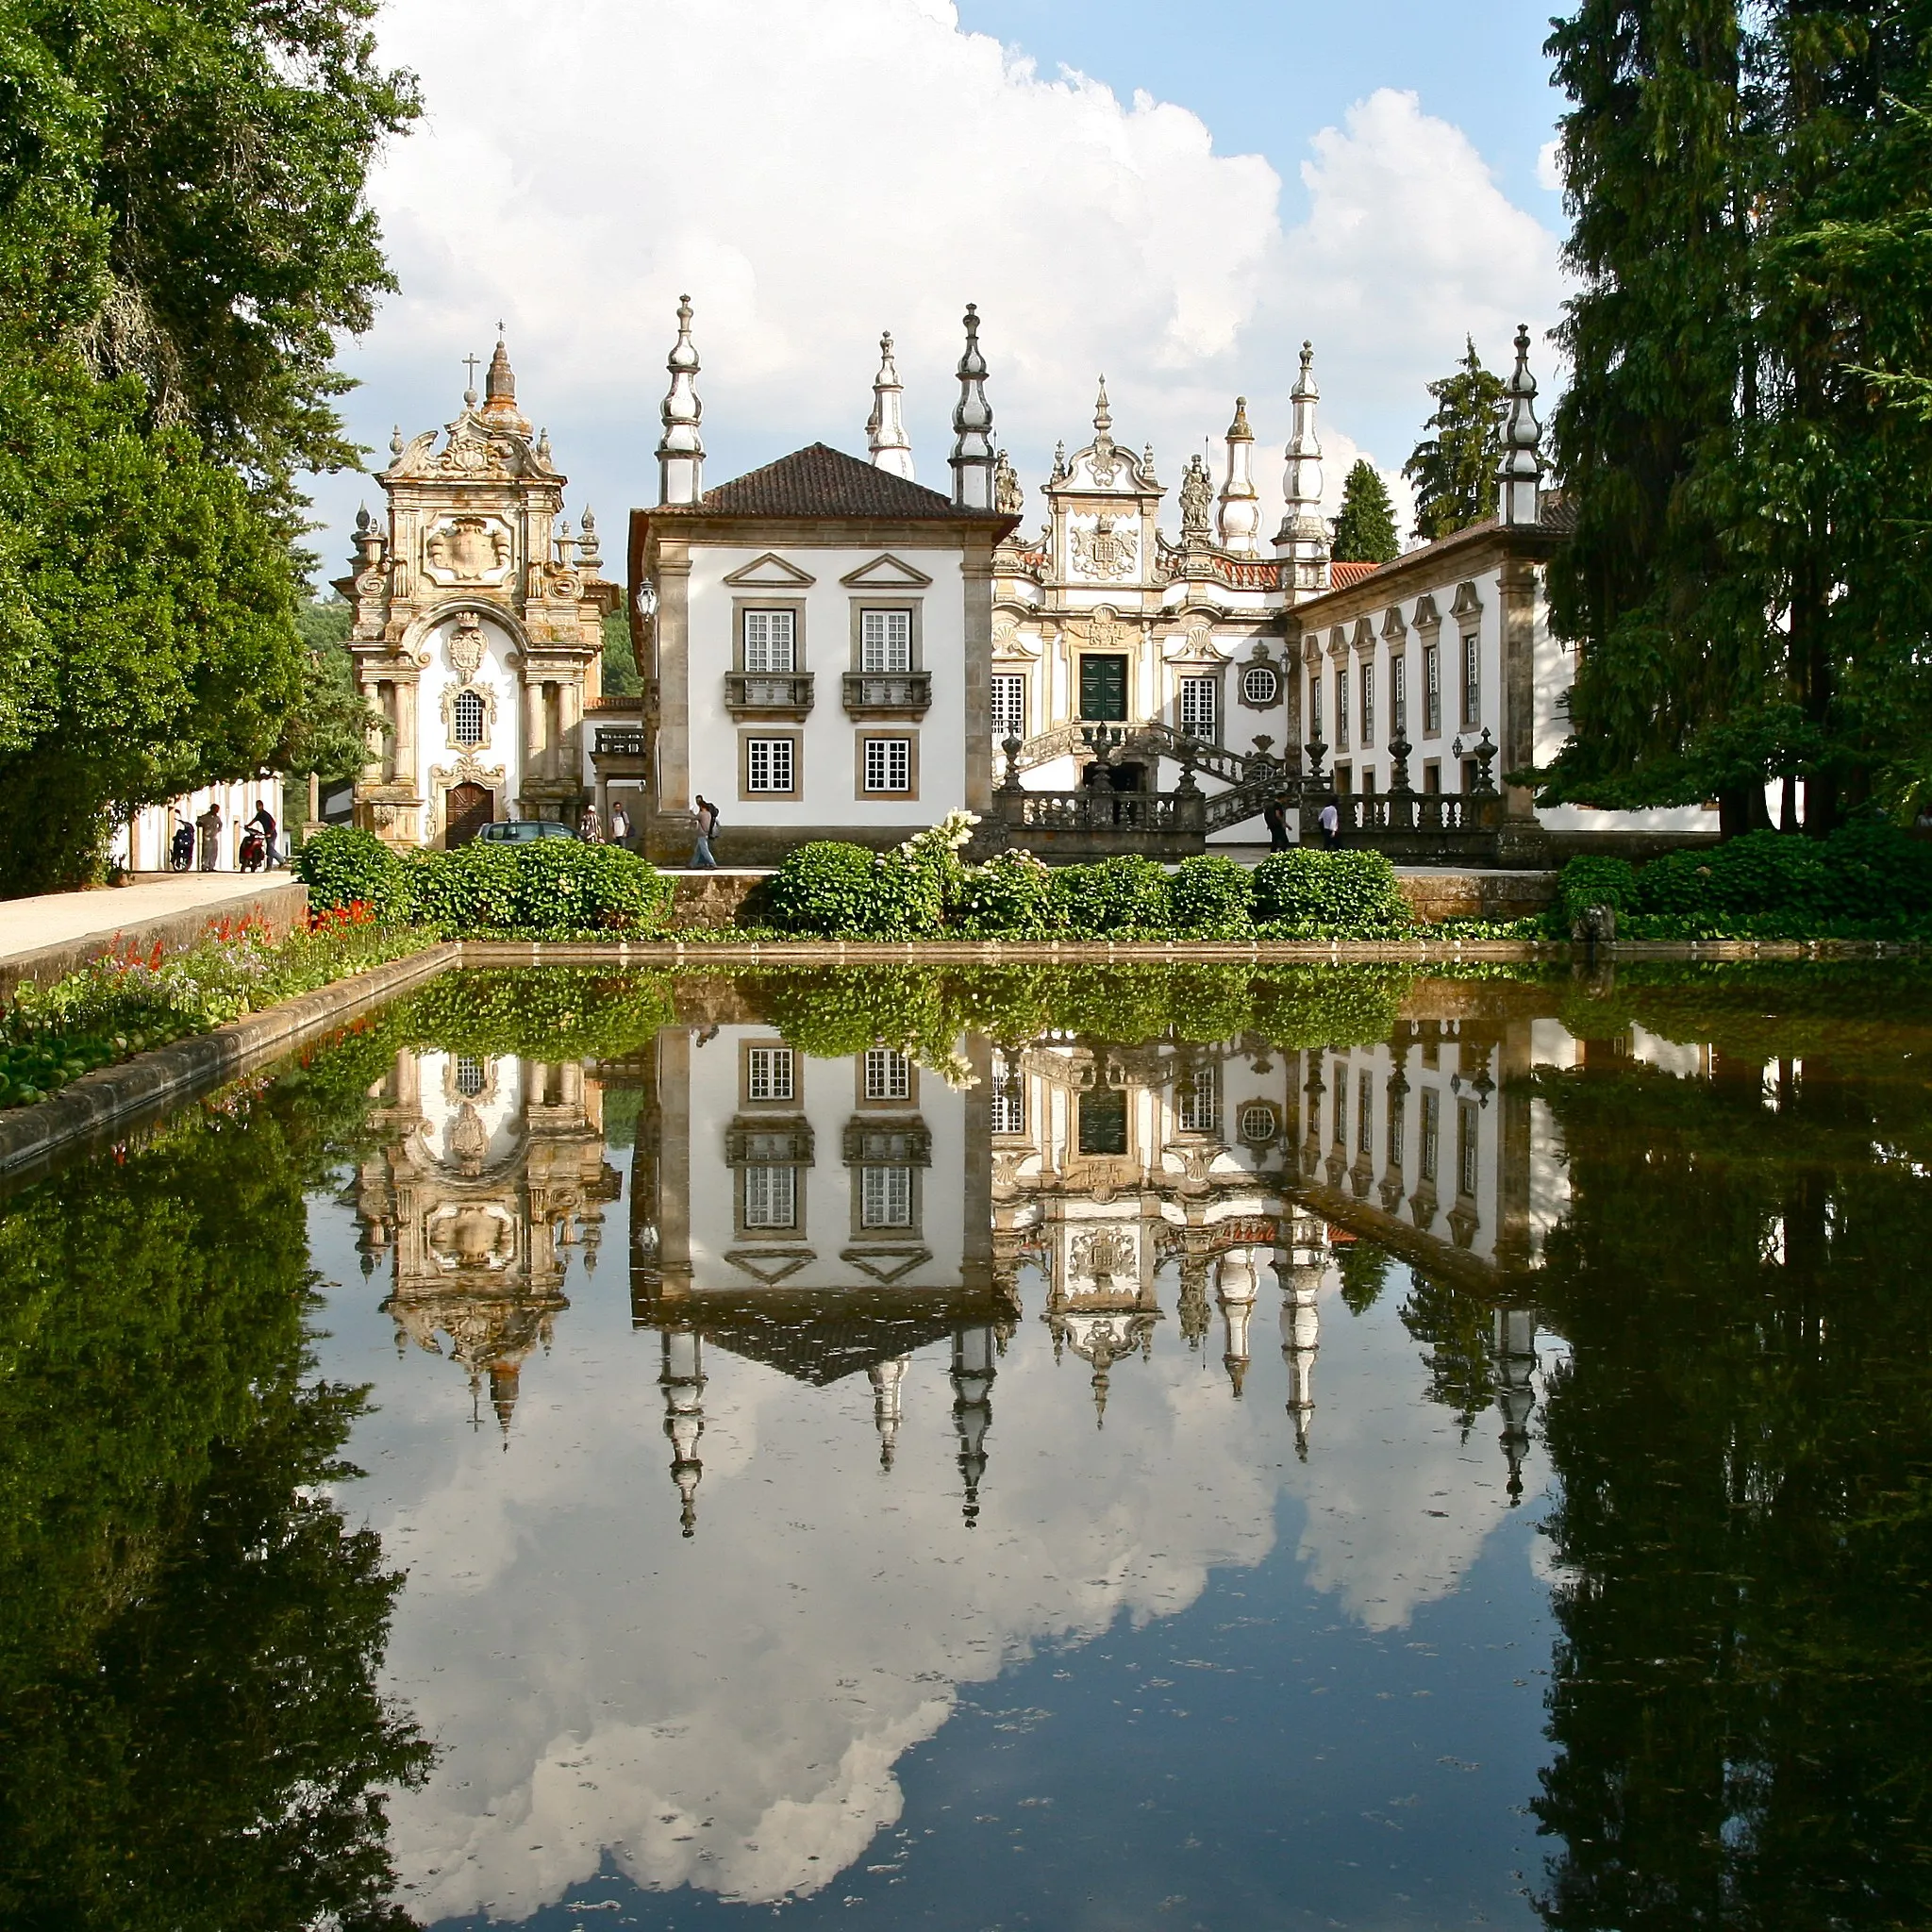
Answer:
[609,799,632,850]
[196,801,224,871]
[691,795,719,869]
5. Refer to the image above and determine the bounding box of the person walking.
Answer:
[195,801,224,871]
[1317,797,1341,850]
[691,794,719,869]
[1262,793,1291,853]
[245,798,279,868]
[577,803,604,843]
[609,799,632,851]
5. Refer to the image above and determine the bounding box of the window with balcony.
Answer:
[859,609,912,672]
[859,1165,913,1228]
[741,1165,797,1229]
[743,609,796,672]
[1079,654,1128,722]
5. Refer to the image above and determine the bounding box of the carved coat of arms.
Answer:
[1071,514,1138,581]
[425,517,511,581]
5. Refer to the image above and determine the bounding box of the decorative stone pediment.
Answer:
[1450,580,1483,621]
[1412,593,1441,630]
[1381,605,1408,641]
[841,1246,933,1286]
[385,411,557,485]
[723,1247,814,1286]
[1162,623,1227,663]
[991,622,1040,661]
[841,553,933,589]
[723,552,817,589]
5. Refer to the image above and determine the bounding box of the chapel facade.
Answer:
[341,340,619,848]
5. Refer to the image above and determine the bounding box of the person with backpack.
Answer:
[692,795,719,869]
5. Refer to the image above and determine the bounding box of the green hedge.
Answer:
[1552,824,1932,940]
[296,826,673,938]
[1252,848,1411,935]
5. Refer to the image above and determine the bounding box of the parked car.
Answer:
[473,820,578,844]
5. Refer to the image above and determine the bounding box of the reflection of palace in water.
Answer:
[350,989,1563,1525]
[353,1049,621,1432]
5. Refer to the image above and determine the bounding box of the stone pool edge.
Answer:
[2,931,1921,1181]
[0,941,460,1182]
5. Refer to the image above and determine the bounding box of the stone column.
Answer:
[655,543,691,814]
[394,675,421,803]
[1499,557,1539,821]
[961,538,995,813]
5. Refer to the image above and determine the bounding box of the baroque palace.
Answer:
[339,305,1713,862]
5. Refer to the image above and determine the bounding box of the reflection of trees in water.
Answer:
[0,1090,429,1930]
[1398,1273,1496,1436]
[1336,1239,1392,1315]
[1528,1052,1932,1931]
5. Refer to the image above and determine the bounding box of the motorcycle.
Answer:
[238,828,266,874]
[169,824,195,872]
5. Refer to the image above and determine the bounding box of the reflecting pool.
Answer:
[3,962,1929,1930]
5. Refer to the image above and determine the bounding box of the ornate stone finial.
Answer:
[354,502,373,535]
[1141,441,1158,485]
[577,504,602,573]
[1050,440,1069,485]
[949,302,994,510]
[535,425,553,466]
[1218,392,1261,556]
[1495,323,1545,527]
[866,329,915,480]
[1093,375,1111,439]
[657,294,705,508]
[389,425,404,457]
[1275,340,1328,594]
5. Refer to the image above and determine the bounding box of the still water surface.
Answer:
[3,964,1928,1931]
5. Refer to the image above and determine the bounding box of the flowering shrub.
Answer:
[0,918,434,1110]
[294,826,412,924]
[1167,854,1256,939]
[955,850,1054,938]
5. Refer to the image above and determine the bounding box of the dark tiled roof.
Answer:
[682,442,997,520]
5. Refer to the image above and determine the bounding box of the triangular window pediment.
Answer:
[840,553,935,589]
[723,553,817,589]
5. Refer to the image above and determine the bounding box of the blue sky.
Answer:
[307,0,1574,582]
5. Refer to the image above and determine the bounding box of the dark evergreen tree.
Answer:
[1536,0,1932,833]
[1402,339,1507,541]
[1331,458,1401,563]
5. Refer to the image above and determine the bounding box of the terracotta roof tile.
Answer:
[681,442,999,521]
[1328,558,1385,587]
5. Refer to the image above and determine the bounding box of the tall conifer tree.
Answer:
[1539,0,1932,831]
[1332,458,1401,562]
[1403,340,1507,541]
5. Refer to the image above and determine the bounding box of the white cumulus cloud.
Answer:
[309,4,1560,572]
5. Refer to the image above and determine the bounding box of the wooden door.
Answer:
[445,783,491,847]
[1078,654,1128,722]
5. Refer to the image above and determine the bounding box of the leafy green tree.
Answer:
[0,1,418,891]
[1330,458,1401,563]
[284,592,380,791]
[1536,0,1932,833]
[1402,339,1507,541]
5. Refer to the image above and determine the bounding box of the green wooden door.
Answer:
[1079,654,1128,722]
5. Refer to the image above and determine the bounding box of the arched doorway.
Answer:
[446,782,492,847]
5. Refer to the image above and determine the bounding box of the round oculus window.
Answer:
[1239,1102,1280,1143]
[1241,664,1280,707]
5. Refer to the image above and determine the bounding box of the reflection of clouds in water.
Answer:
[1280,1275,1550,1633]
[323,1266,1541,1920]
[371,1325,1284,1919]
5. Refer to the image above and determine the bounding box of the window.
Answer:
[1332,1064,1349,1145]
[1458,1100,1481,1196]
[862,737,911,793]
[742,1165,797,1229]
[860,1165,913,1228]
[1359,662,1375,748]
[860,608,912,673]
[1420,1089,1441,1184]
[455,1054,487,1098]
[451,688,486,747]
[1239,1102,1278,1144]
[863,1048,911,1101]
[1387,1088,1406,1168]
[746,737,794,792]
[1358,1076,1374,1156]
[991,1078,1025,1136]
[1308,668,1324,741]
[1424,760,1441,794]
[1424,642,1441,735]
[1335,666,1350,750]
[742,609,796,673]
[1462,633,1481,726]
[991,674,1026,745]
[1179,675,1218,740]
[747,1045,795,1102]
[1177,1062,1220,1136]
[1079,654,1128,722]
[1241,663,1280,707]
[1390,657,1407,739]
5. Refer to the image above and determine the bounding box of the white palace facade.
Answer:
[339,305,1711,860]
